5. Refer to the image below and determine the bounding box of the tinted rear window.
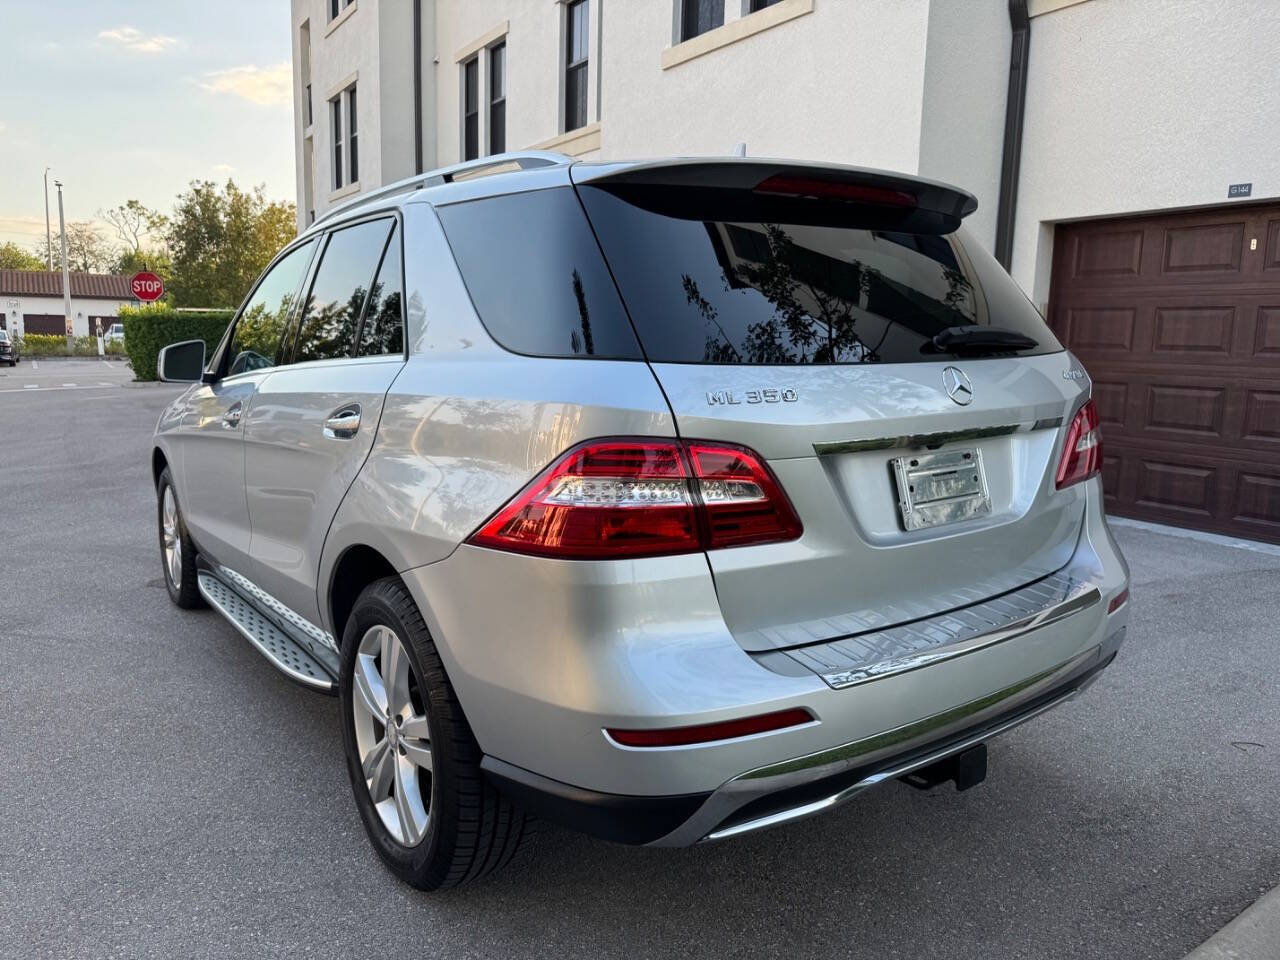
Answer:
[577,185,1060,365]
[436,187,642,360]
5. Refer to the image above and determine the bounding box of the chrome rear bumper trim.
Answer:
[651,643,1103,847]
[705,684,1078,842]
[819,580,1100,689]
[812,417,1061,456]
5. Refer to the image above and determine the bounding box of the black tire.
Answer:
[157,466,204,609]
[339,577,532,890]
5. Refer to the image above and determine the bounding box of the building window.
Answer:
[305,83,313,126]
[331,96,343,189]
[681,0,725,40]
[489,42,506,155]
[462,57,480,161]
[330,84,357,191]
[747,0,781,10]
[348,86,358,182]
[328,0,354,21]
[564,0,589,132]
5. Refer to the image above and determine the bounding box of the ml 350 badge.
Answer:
[706,388,799,406]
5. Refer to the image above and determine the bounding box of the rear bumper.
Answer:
[402,475,1129,824]
[481,631,1120,845]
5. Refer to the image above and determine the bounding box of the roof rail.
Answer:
[312,151,571,228]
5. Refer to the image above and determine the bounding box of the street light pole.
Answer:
[56,181,73,349]
[44,168,53,271]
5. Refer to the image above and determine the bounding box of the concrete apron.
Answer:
[1184,885,1280,959]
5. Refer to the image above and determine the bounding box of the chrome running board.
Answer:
[197,572,337,694]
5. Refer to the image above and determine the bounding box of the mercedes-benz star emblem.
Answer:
[942,366,974,406]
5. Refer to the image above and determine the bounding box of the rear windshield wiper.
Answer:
[930,325,1039,355]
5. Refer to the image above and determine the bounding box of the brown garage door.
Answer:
[1049,202,1280,543]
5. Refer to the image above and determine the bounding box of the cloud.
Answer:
[198,63,292,107]
[97,26,180,54]
[211,163,236,176]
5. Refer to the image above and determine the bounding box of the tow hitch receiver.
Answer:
[900,743,988,792]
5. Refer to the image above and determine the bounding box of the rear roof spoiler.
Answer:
[572,158,978,231]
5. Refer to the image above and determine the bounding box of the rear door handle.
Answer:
[324,404,362,440]
[222,401,243,429]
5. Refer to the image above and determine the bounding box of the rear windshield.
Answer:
[577,184,1061,365]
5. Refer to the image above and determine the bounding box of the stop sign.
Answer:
[131,272,164,302]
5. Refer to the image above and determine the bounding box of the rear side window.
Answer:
[293,217,394,363]
[436,187,642,359]
[356,223,404,357]
[577,185,1061,365]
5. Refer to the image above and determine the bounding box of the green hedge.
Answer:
[120,304,235,381]
[14,334,122,358]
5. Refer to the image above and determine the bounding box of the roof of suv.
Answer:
[301,151,978,240]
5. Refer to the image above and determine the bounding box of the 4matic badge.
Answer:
[706,388,799,406]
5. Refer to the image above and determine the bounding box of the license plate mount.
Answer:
[891,448,991,531]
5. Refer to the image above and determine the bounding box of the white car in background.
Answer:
[104,323,125,346]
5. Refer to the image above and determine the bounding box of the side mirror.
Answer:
[157,339,207,383]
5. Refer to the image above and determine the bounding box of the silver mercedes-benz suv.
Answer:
[152,152,1129,890]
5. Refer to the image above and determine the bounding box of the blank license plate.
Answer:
[891,449,991,531]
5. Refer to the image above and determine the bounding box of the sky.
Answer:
[0,0,296,248]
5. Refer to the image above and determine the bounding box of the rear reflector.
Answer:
[1108,587,1129,614]
[607,708,814,748]
[753,174,917,208]
[1055,399,1103,490]
[468,438,802,560]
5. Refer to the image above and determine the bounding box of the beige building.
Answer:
[291,0,1280,544]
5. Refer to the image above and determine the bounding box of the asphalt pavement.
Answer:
[1,379,1277,960]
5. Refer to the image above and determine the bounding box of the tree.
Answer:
[166,179,297,308]
[0,242,45,271]
[35,221,118,273]
[101,200,167,255]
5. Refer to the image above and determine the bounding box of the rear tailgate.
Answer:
[573,159,1090,652]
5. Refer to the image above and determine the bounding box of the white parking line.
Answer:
[31,361,38,370]
[1,382,123,395]
[62,382,77,387]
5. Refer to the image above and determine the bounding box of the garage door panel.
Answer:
[1255,306,1280,358]
[1071,229,1144,280]
[1091,380,1129,429]
[1242,390,1280,444]
[1051,201,1280,543]
[1135,460,1217,517]
[1235,472,1280,534]
[1161,221,1245,276]
[1152,305,1235,355]
[1144,384,1227,438]
[1061,306,1136,352]
[1264,220,1280,272]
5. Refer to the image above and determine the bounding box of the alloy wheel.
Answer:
[351,624,433,846]
[161,486,182,587]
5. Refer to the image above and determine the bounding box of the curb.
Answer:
[1184,884,1280,959]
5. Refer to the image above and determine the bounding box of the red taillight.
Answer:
[1108,587,1129,614]
[754,174,917,208]
[468,438,802,560]
[1055,400,1103,490]
[687,442,803,549]
[607,707,814,748]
